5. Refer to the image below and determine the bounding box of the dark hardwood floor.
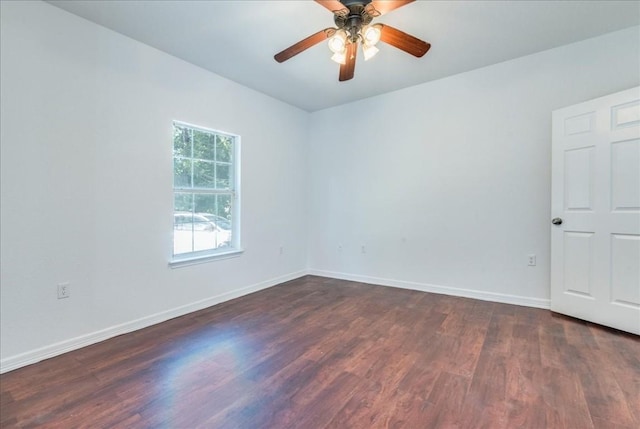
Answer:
[1,275,639,428]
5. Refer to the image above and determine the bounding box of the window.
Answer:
[172,122,240,264]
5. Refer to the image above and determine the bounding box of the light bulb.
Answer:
[328,30,347,53]
[362,43,379,61]
[331,51,347,65]
[362,24,382,46]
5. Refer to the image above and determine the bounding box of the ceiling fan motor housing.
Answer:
[340,0,372,6]
[334,1,377,43]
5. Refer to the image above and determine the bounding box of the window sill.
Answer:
[169,248,244,268]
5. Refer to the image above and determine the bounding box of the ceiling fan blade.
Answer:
[315,0,348,13]
[371,0,415,15]
[339,42,357,82]
[274,29,331,63]
[379,24,430,57]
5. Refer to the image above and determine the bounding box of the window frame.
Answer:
[169,121,242,267]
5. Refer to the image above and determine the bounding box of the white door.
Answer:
[551,87,640,335]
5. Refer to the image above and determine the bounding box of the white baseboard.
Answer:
[1,268,550,374]
[307,269,551,310]
[0,270,307,374]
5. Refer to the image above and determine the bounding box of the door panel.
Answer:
[551,87,640,335]
[564,147,594,210]
[611,139,640,211]
[610,234,640,307]
[611,100,640,129]
[562,231,594,298]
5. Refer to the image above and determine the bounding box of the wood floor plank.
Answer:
[199,357,321,428]
[1,275,639,428]
[396,364,441,402]
[577,345,638,427]
[283,370,362,429]
[421,371,472,427]
[323,378,387,429]
[482,313,515,354]
[541,367,595,429]
[506,397,548,428]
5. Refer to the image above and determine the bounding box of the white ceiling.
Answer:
[48,0,640,112]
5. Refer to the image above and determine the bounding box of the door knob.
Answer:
[552,217,563,225]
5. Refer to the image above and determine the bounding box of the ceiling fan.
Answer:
[274,0,430,82]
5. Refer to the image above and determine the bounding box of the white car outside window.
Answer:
[173,213,231,254]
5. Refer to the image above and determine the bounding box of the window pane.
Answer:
[174,193,193,212]
[174,159,192,187]
[194,193,216,215]
[216,194,232,248]
[192,230,217,252]
[193,160,215,188]
[173,211,219,254]
[193,129,215,160]
[174,225,217,254]
[217,194,232,219]
[216,163,230,189]
[174,194,194,255]
[216,135,232,163]
[173,125,191,158]
[173,227,194,255]
[193,194,232,248]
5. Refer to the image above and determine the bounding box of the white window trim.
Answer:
[169,248,244,268]
[169,121,242,266]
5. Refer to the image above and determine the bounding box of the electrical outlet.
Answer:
[528,254,536,266]
[57,283,70,299]
[279,246,284,255]
[338,244,343,251]
[361,245,366,254]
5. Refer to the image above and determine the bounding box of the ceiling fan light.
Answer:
[331,51,347,65]
[328,30,347,53]
[362,24,382,46]
[362,43,379,61]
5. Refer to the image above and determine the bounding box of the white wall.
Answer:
[2,0,638,373]
[0,1,309,371]
[307,26,640,306]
